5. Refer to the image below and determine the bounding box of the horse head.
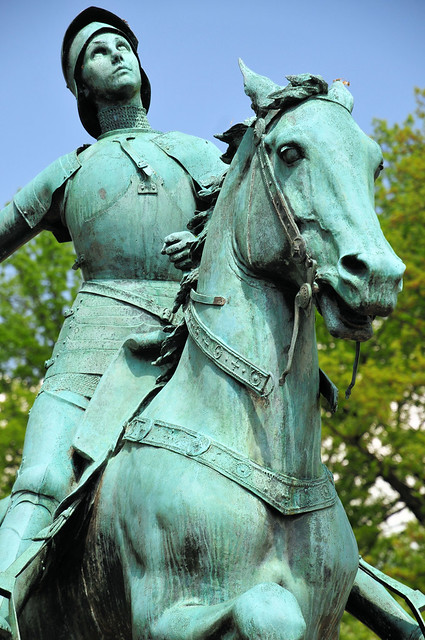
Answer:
[226,62,405,342]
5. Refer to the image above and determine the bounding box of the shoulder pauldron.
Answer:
[152,132,226,188]
[14,150,84,229]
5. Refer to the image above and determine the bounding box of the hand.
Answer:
[161,231,196,270]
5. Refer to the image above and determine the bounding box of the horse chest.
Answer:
[116,448,275,571]
[113,448,357,594]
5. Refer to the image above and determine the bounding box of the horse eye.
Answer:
[279,145,303,166]
[374,161,384,180]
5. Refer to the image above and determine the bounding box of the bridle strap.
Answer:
[253,115,319,383]
[185,301,274,397]
[185,113,318,393]
[255,127,307,264]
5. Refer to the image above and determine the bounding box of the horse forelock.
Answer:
[264,76,354,120]
[265,73,329,114]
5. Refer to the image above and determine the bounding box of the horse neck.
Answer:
[196,175,322,477]
[149,150,323,478]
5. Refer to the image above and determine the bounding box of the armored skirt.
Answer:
[42,278,179,400]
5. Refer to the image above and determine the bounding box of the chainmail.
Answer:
[98,105,152,134]
[41,373,101,399]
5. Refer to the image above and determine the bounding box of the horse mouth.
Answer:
[315,285,374,341]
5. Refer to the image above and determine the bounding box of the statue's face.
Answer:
[81,31,141,104]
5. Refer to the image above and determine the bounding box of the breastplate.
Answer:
[64,131,197,281]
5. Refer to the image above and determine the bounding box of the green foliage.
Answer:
[0,231,80,496]
[319,90,425,635]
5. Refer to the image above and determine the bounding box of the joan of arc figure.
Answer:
[0,7,225,634]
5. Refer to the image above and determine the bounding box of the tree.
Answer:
[319,90,425,635]
[0,230,80,496]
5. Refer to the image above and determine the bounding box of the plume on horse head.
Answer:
[238,59,354,116]
[216,63,354,165]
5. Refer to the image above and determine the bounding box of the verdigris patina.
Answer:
[3,58,424,639]
[0,7,226,637]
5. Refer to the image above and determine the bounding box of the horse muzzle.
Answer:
[315,250,405,341]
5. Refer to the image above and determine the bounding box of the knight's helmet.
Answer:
[62,6,151,138]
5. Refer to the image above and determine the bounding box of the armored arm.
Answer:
[0,202,41,262]
[154,131,227,271]
[161,177,223,272]
[0,149,83,262]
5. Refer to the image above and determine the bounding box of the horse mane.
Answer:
[153,177,224,384]
[154,73,330,383]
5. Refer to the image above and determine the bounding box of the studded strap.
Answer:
[185,301,274,397]
[124,416,337,516]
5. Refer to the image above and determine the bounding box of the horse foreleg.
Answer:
[346,569,424,640]
[149,583,306,640]
[232,583,306,640]
[150,598,234,640]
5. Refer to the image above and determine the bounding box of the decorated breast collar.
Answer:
[123,415,337,516]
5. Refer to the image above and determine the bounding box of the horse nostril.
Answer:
[340,254,369,277]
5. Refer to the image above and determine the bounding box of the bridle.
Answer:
[187,106,361,398]
[253,110,319,383]
[253,108,360,394]
[186,107,320,394]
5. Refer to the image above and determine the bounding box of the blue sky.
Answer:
[1,0,424,206]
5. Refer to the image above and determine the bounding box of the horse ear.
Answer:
[239,59,281,115]
[328,81,354,113]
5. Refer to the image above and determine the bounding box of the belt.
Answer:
[81,280,178,324]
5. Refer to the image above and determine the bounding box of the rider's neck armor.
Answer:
[98,105,152,135]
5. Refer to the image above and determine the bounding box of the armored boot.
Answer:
[348,566,425,639]
[0,492,58,638]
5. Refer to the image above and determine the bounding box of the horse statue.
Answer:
[11,65,423,640]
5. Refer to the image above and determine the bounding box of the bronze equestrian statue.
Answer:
[0,7,424,640]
